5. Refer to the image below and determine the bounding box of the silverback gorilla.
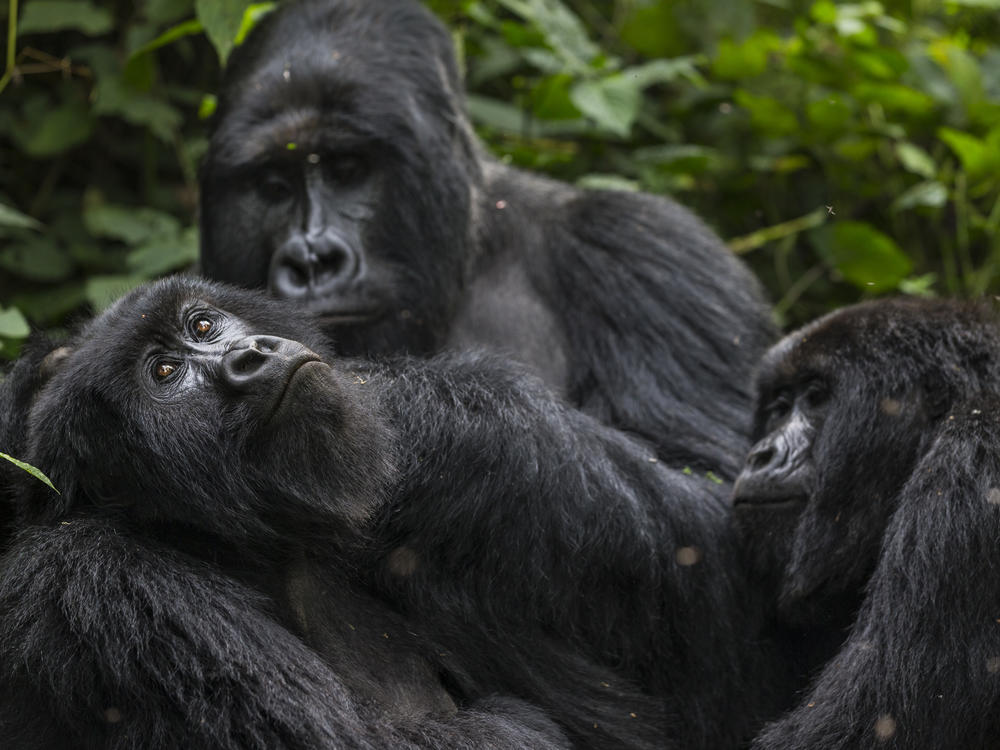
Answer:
[0,278,785,750]
[733,298,1000,749]
[198,0,775,478]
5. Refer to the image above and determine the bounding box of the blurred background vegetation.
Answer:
[1,0,999,358]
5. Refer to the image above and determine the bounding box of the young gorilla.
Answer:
[199,0,775,479]
[732,297,1000,749]
[0,278,783,750]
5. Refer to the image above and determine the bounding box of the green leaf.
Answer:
[234,2,277,45]
[196,0,257,64]
[498,0,598,73]
[570,75,640,137]
[198,94,218,120]
[126,227,199,277]
[734,91,798,135]
[0,203,41,231]
[712,32,780,80]
[895,142,937,178]
[576,174,639,192]
[623,57,704,89]
[821,221,913,292]
[84,205,181,245]
[18,1,113,35]
[892,180,948,211]
[129,18,205,59]
[13,100,94,157]
[0,307,29,338]
[938,127,1000,180]
[0,237,74,282]
[84,276,147,312]
[0,453,59,494]
[853,84,936,116]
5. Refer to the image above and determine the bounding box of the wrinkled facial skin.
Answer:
[19,277,393,545]
[732,310,937,627]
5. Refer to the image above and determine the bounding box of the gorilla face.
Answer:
[200,0,481,357]
[21,277,394,544]
[732,298,1000,625]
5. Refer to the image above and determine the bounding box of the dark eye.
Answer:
[329,155,367,184]
[258,174,292,202]
[803,381,829,409]
[193,318,213,338]
[154,361,177,380]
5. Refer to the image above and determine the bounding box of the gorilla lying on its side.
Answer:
[733,298,1000,749]
[199,0,775,478]
[0,278,783,749]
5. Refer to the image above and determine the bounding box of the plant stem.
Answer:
[0,0,18,94]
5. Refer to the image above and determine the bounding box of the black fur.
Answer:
[733,298,1000,749]
[198,0,775,478]
[1,278,783,749]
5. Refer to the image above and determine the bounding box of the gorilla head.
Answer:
[200,0,480,356]
[732,297,1000,625]
[21,276,395,544]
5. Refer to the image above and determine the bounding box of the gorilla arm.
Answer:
[752,400,1000,750]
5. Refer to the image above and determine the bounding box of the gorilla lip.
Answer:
[268,356,327,420]
[731,495,805,511]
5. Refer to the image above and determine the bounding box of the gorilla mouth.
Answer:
[269,357,328,420]
[319,311,383,326]
[732,495,806,511]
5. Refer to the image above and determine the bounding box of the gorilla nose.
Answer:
[221,335,321,392]
[269,232,359,300]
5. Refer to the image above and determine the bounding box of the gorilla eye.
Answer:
[154,362,177,380]
[258,174,292,202]
[329,155,367,184]
[803,382,829,409]
[194,319,213,337]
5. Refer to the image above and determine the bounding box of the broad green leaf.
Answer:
[712,32,780,81]
[0,237,74,282]
[196,0,257,64]
[84,205,181,245]
[529,74,578,120]
[0,203,41,231]
[11,284,87,325]
[126,227,199,277]
[0,452,59,494]
[624,57,704,89]
[570,75,640,137]
[576,174,639,192]
[497,0,598,73]
[13,100,94,157]
[806,95,853,134]
[198,95,218,120]
[821,221,912,292]
[853,84,936,115]
[0,307,29,338]
[734,91,798,135]
[895,142,937,178]
[619,2,682,58]
[893,180,948,211]
[85,276,147,312]
[938,127,1000,180]
[18,1,112,35]
[898,274,938,297]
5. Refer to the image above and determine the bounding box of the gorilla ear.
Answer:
[39,346,72,381]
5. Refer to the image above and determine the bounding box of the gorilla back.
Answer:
[199,0,775,477]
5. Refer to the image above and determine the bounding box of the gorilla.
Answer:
[732,297,1000,749]
[0,277,784,750]
[198,0,775,478]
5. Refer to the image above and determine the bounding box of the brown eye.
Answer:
[195,319,212,336]
[155,362,176,379]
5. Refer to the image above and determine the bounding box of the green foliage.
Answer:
[0,450,59,493]
[1,0,999,348]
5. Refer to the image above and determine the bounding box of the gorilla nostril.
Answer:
[749,447,775,471]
